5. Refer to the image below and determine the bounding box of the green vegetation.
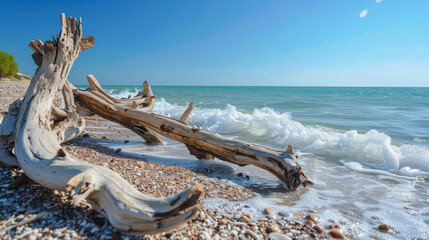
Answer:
[0,50,18,77]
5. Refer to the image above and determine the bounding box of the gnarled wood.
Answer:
[138,81,153,98]
[180,101,194,124]
[87,74,152,107]
[0,100,21,167]
[4,14,202,234]
[86,75,162,144]
[74,77,312,191]
[84,75,164,145]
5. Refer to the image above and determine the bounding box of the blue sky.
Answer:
[1,0,428,86]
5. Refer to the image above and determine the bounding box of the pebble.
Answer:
[314,225,324,234]
[244,229,261,239]
[328,224,341,229]
[28,233,37,240]
[219,230,228,238]
[265,208,275,215]
[199,231,211,239]
[304,220,314,227]
[266,226,281,233]
[70,232,78,238]
[281,224,291,230]
[230,229,238,236]
[277,211,291,219]
[233,221,247,226]
[328,230,346,239]
[204,218,211,225]
[378,224,390,231]
[238,214,251,223]
[293,212,303,218]
[278,219,286,226]
[268,232,293,240]
[62,233,71,240]
[52,231,62,238]
[248,221,257,226]
[197,211,206,221]
[305,214,320,223]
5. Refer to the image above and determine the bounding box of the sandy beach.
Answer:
[0,82,329,240]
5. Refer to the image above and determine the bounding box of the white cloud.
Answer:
[360,9,368,18]
[376,0,382,3]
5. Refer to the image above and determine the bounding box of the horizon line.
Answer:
[73,84,429,88]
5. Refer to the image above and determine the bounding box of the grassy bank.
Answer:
[0,73,31,83]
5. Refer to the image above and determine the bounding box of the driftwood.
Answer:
[73,77,311,191]
[84,75,164,145]
[0,14,203,233]
[0,99,21,167]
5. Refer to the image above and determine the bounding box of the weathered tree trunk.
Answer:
[74,77,312,191]
[1,14,202,233]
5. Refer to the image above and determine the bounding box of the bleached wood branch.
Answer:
[180,101,194,124]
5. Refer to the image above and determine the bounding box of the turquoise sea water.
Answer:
[98,86,429,145]
[84,85,429,239]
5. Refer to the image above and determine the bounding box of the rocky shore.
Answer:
[0,82,341,239]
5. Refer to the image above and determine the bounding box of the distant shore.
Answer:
[0,73,31,84]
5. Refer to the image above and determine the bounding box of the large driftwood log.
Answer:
[74,78,312,191]
[2,14,202,233]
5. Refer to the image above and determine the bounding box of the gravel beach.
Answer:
[0,82,331,240]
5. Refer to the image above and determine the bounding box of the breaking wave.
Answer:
[152,98,429,178]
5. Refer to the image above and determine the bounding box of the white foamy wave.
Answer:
[414,137,429,142]
[108,88,140,100]
[153,98,429,177]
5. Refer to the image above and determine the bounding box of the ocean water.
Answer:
[89,86,429,239]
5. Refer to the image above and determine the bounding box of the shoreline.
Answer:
[0,82,330,239]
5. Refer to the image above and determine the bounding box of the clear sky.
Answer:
[1,0,428,86]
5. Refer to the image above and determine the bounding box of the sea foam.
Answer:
[107,88,140,100]
[152,98,429,178]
